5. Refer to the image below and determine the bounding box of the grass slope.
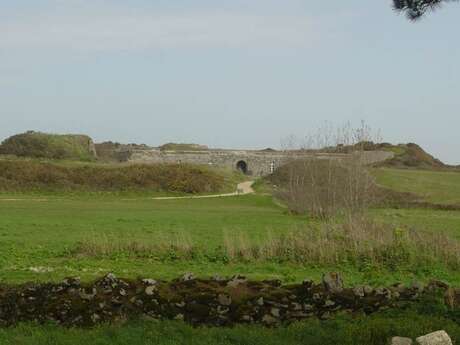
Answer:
[379,143,446,169]
[374,168,460,204]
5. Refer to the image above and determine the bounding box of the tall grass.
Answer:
[222,216,460,269]
[75,232,195,258]
[72,217,460,271]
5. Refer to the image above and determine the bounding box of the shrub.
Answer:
[271,157,376,219]
[0,161,224,193]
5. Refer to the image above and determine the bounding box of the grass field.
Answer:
[374,168,460,204]
[374,208,460,239]
[372,167,460,238]
[1,165,460,344]
[1,184,460,285]
[0,194,313,283]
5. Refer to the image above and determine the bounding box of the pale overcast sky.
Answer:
[1,0,459,163]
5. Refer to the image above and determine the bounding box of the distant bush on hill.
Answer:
[0,131,97,161]
[159,143,208,151]
[0,161,224,193]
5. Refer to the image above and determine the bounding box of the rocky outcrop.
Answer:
[0,273,456,328]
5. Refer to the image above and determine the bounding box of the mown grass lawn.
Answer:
[0,194,305,248]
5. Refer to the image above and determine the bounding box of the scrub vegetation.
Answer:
[0,160,225,194]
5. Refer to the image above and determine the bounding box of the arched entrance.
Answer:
[236,160,248,174]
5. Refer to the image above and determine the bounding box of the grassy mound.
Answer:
[0,131,97,161]
[325,141,447,170]
[0,160,224,193]
[378,143,446,169]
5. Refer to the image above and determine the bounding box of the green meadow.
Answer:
[0,166,459,285]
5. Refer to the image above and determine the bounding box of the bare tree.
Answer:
[274,122,379,219]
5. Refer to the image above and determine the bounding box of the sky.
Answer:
[1,0,459,164]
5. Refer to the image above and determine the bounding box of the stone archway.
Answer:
[236,160,248,174]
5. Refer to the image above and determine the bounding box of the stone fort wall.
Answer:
[123,149,394,176]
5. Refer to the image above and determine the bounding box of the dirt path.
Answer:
[151,181,255,200]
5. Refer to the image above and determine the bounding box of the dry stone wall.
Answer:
[0,272,457,328]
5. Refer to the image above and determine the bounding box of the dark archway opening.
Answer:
[236,160,248,174]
